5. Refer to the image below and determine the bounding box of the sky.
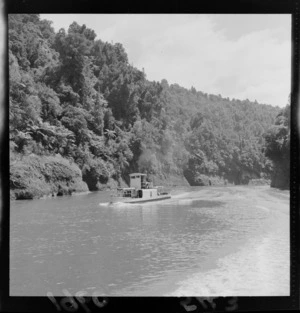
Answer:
[40,14,291,108]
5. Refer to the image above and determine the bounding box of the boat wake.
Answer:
[171,192,193,199]
[99,202,110,207]
[99,201,134,207]
[174,198,195,205]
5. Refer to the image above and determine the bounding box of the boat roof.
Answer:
[129,173,146,176]
[117,187,136,190]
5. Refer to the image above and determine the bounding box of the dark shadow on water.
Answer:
[189,200,225,208]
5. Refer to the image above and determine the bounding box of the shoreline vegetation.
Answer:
[10,154,89,200]
[9,15,290,200]
[10,154,272,200]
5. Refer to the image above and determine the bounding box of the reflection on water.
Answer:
[10,186,289,296]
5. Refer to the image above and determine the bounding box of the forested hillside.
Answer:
[9,14,288,199]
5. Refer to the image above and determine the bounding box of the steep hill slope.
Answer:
[9,14,286,198]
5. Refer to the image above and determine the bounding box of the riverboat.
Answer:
[110,173,171,204]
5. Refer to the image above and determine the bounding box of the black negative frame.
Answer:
[1,0,299,312]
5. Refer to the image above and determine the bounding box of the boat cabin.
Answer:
[116,187,136,198]
[129,173,150,189]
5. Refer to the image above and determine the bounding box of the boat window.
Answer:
[123,190,132,197]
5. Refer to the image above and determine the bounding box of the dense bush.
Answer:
[82,158,110,190]
[9,14,287,197]
[10,153,88,199]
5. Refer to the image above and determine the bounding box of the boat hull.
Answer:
[110,194,171,204]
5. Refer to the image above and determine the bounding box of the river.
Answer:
[10,185,289,296]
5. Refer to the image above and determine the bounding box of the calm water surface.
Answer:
[10,186,289,296]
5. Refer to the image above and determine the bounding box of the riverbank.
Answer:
[10,153,271,201]
[10,154,89,200]
[9,152,190,200]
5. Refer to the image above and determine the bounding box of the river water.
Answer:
[10,185,289,296]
